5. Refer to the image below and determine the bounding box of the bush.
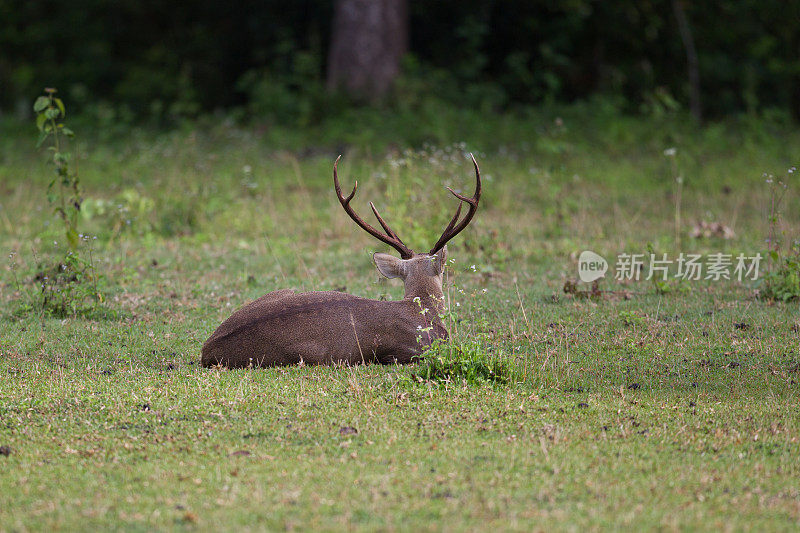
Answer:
[760,254,800,302]
[409,339,514,386]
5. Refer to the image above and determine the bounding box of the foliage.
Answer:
[760,252,800,302]
[618,310,645,328]
[759,170,800,302]
[408,339,513,386]
[31,247,104,319]
[81,189,155,237]
[2,1,799,121]
[26,89,103,318]
[35,88,80,249]
[237,51,332,127]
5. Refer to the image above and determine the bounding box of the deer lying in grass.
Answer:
[201,155,481,368]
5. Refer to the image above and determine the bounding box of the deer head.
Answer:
[333,154,481,312]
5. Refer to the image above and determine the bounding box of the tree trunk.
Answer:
[672,0,702,122]
[327,0,408,100]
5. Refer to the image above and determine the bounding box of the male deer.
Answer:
[201,154,481,368]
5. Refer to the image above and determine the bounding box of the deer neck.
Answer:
[403,278,446,319]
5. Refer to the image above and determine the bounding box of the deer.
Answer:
[201,154,481,368]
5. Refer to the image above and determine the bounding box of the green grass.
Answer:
[1,108,799,530]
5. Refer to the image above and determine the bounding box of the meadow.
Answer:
[1,105,799,531]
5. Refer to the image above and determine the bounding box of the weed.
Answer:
[764,171,789,259]
[760,250,800,301]
[35,88,81,249]
[618,310,645,328]
[15,89,105,318]
[31,242,104,318]
[664,147,683,248]
[646,242,673,295]
[407,339,513,386]
[759,168,799,301]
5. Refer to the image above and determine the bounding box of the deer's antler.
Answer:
[429,153,481,254]
[333,156,415,259]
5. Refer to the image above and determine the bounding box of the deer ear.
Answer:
[373,253,405,279]
[433,246,447,275]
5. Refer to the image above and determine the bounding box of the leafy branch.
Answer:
[34,87,81,249]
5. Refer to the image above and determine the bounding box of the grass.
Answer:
[1,107,799,530]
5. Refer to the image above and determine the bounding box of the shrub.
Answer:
[409,339,514,386]
[17,88,105,318]
[760,253,800,302]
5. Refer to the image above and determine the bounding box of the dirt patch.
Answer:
[563,280,633,301]
[229,450,251,457]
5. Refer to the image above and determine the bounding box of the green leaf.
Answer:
[33,96,49,112]
[36,114,47,132]
[45,108,60,120]
[66,228,79,249]
[60,126,75,138]
[36,131,49,148]
[54,98,66,117]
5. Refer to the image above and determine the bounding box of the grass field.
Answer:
[1,108,799,531]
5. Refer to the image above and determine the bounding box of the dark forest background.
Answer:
[1,0,799,125]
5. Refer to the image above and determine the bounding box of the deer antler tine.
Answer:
[333,155,344,195]
[441,201,462,236]
[369,202,403,242]
[429,153,481,255]
[446,186,478,205]
[333,156,414,259]
[346,181,357,203]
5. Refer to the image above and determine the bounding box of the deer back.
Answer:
[201,290,446,368]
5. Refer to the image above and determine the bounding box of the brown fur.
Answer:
[201,250,448,367]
